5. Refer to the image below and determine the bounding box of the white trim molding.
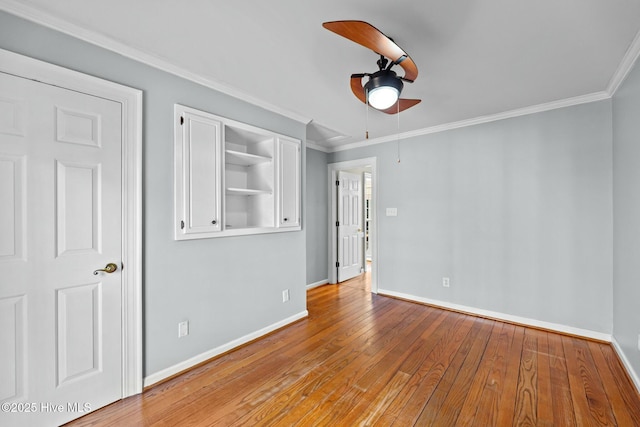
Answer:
[0,47,144,397]
[306,279,329,290]
[0,0,312,126]
[306,141,331,153]
[378,288,612,343]
[3,0,640,154]
[143,310,309,388]
[611,338,640,394]
[328,28,640,154]
[3,0,639,154]
[331,91,611,153]
[607,28,640,95]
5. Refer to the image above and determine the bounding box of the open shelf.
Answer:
[225,149,272,166]
[226,187,272,196]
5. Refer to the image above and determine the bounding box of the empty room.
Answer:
[1,1,640,426]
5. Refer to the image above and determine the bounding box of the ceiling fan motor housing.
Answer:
[365,69,404,109]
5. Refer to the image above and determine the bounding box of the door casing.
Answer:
[0,48,143,397]
[328,157,377,292]
[337,170,364,282]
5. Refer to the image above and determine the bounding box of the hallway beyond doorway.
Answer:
[340,265,371,293]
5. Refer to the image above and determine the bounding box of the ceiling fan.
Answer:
[323,20,421,114]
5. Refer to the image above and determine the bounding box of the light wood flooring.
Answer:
[67,272,640,426]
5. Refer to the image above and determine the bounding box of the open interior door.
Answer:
[337,171,363,282]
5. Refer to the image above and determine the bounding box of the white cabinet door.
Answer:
[277,137,301,228]
[174,105,222,240]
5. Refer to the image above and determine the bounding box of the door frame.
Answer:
[0,48,143,397]
[328,157,377,292]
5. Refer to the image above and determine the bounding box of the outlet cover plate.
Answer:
[178,321,189,338]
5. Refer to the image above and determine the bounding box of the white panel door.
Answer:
[337,171,363,282]
[0,72,123,426]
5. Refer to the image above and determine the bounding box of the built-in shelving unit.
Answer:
[174,104,301,240]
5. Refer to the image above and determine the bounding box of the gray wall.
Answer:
[330,100,614,334]
[613,59,640,378]
[0,11,307,377]
[5,7,637,385]
[305,147,329,285]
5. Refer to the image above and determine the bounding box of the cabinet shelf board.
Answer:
[225,125,272,146]
[226,187,273,196]
[225,150,272,166]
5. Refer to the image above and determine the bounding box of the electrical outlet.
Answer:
[282,289,290,303]
[442,277,450,288]
[178,321,189,338]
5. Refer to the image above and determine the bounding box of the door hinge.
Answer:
[336,180,339,186]
[336,221,339,227]
[181,220,185,229]
[336,261,340,267]
[180,116,184,125]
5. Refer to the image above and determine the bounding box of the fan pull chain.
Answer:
[396,101,401,163]
[365,88,370,139]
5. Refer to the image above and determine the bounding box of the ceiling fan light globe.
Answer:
[368,86,399,110]
[364,69,404,110]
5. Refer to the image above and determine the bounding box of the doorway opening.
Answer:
[328,157,377,293]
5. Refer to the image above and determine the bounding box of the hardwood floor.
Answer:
[67,273,640,426]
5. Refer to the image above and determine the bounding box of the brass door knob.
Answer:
[93,263,118,275]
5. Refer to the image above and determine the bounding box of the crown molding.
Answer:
[305,141,331,153]
[329,27,640,153]
[607,28,640,95]
[331,91,611,153]
[4,0,636,151]
[0,0,312,125]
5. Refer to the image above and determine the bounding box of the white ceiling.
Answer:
[6,0,640,149]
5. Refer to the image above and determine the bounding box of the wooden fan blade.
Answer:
[323,21,404,61]
[350,75,367,103]
[323,20,418,82]
[380,98,421,114]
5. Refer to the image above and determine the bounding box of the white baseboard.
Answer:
[306,279,329,290]
[612,338,640,394]
[143,310,308,388]
[377,289,612,342]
